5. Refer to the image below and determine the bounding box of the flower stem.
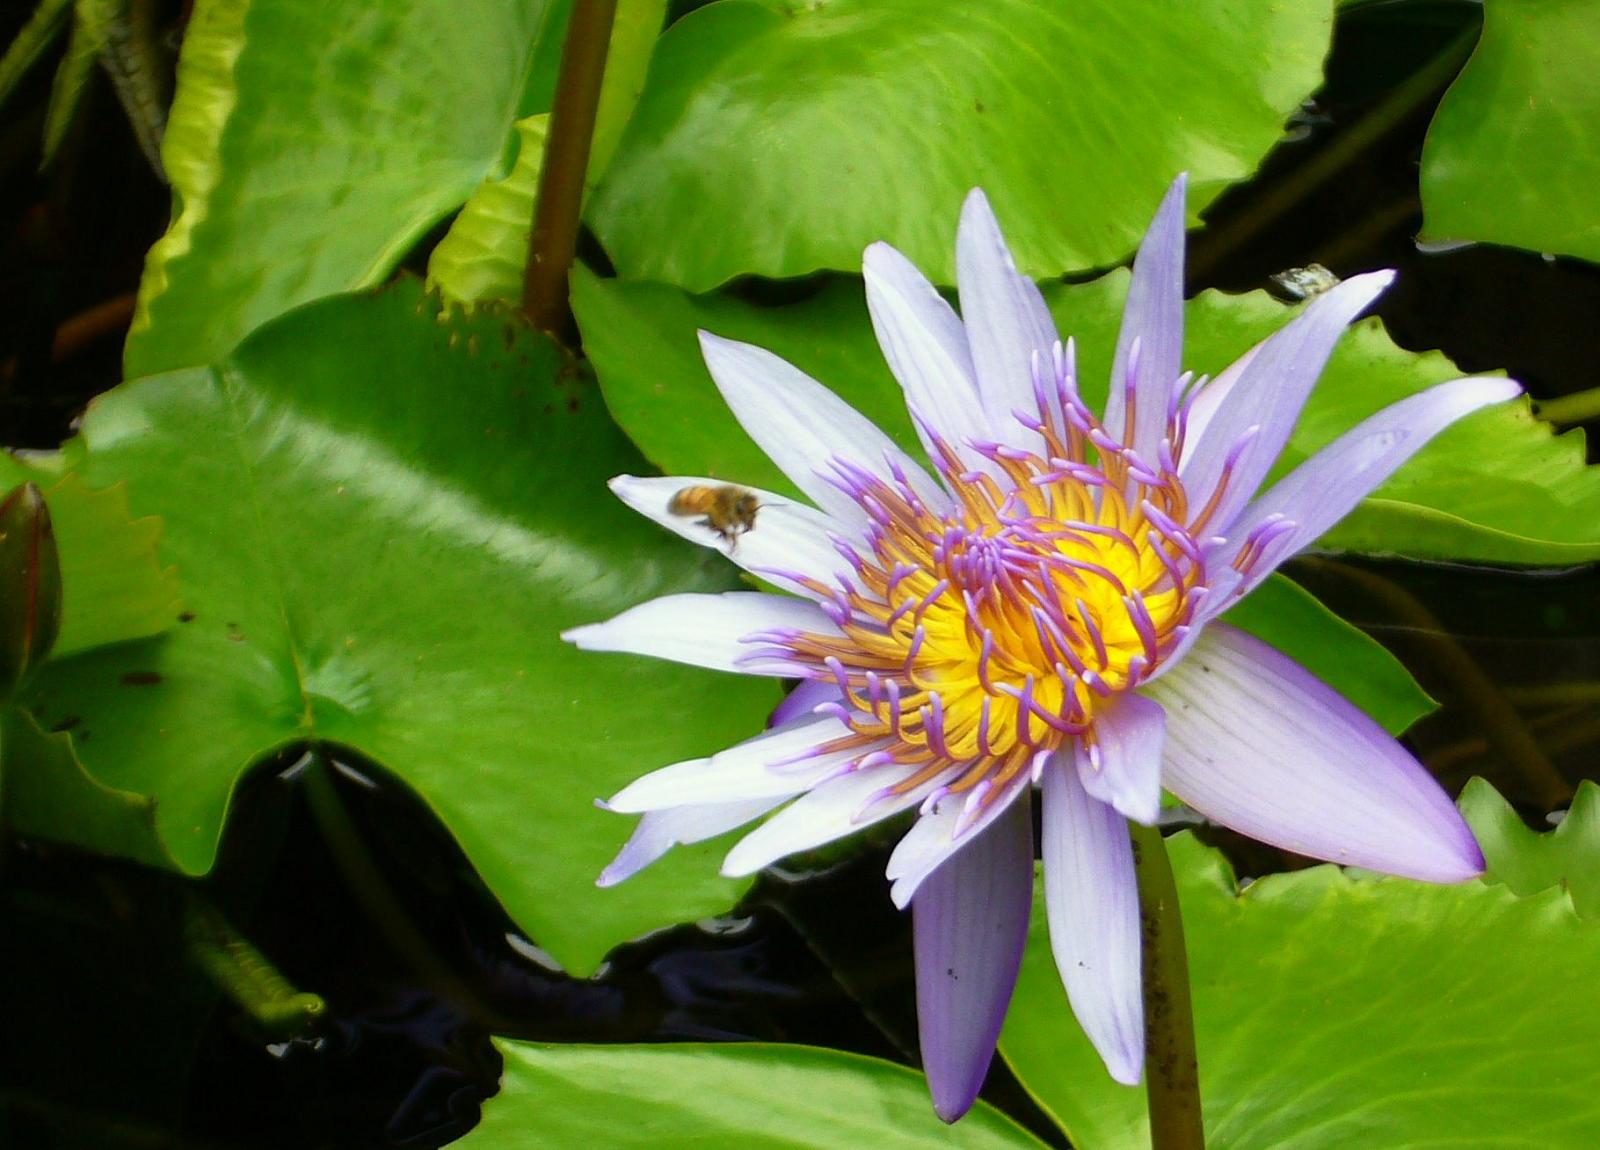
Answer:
[522,0,619,340]
[1129,820,1205,1150]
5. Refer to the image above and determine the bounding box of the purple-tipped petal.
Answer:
[561,591,835,676]
[608,474,854,599]
[1218,376,1524,594]
[912,794,1034,1123]
[606,715,857,812]
[864,241,992,468]
[1178,271,1395,532]
[699,332,949,527]
[769,679,841,728]
[1041,757,1144,1085]
[1106,175,1188,462]
[1076,692,1166,826]
[1148,624,1485,882]
[886,771,1033,908]
[955,189,1057,454]
[599,796,785,887]
[721,760,941,877]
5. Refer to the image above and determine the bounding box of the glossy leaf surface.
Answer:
[126,0,566,375]
[461,1041,1048,1148]
[28,280,776,975]
[1421,0,1600,264]
[1000,835,1600,1148]
[589,0,1332,288]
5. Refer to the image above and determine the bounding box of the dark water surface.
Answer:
[4,0,1600,1146]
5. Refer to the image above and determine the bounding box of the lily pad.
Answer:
[999,835,1600,1148]
[1421,0,1600,264]
[1,708,175,869]
[1461,776,1600,920]
[25,279,776,975]
[125,0,568,376]
[588,0,1332,289]
[461,1041,1048,1148]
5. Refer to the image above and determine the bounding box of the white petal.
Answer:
[699,332,948,526]
[886,771,1033,908]
[1182,339,1261,448]
[720,761,939,877]
[608,474,854,599]
[1105,175,1188,464]
[561,591,834,675]
[1041,757,1144,1086]
[913,795,1034,1122]
[1147,624,1485,882]
[607,715,856,812]
[956,189,1057,455]
[864,241,993,469]
[598,796,785,887]
[1076,692,1166,826]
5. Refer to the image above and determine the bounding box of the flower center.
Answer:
[743,345,1251,820]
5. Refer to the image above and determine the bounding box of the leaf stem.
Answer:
[1186,21,1478,284]
[298,750,510,1027]
[522,0,619,339]
[1535,385,1600,427]
[1300,557,1572,811]
[1129,820,1205,1150]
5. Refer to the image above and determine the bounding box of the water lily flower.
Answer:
[565,175,1513,1121]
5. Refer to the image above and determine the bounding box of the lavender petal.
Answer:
[1148,624,1485,882]
[913,795,1034,1122]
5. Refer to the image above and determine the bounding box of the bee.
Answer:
[668,484,760,547]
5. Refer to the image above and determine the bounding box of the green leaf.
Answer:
[579,266,1600,565]
[125,0,566,376]
[1461,776,1600,920]
[586,0,667,194]
[1219,573,1434,736]
[43,475,180,657]
[587,0,1332,290]
[428,115,549,307]
[1421,0,1600,265]
[1049,272,1600,564]
[39,2,99,168]
[26,279,776,975]
[0,707,176,868]
[1000,836,1600,1148]
[461,1041,1049,1149]
[0,0,71,111]
[0,464,180,658]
